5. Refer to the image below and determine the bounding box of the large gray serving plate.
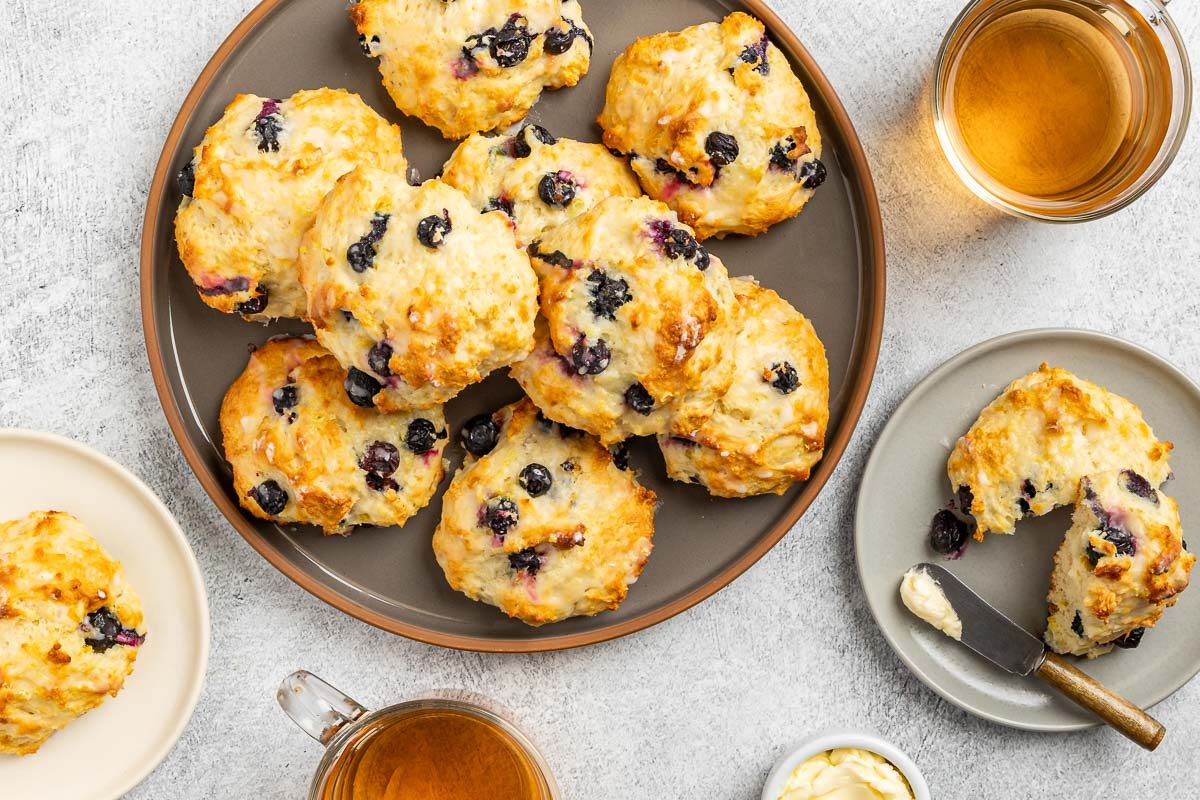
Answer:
[141,0,885,651]
[858,329,1200,730]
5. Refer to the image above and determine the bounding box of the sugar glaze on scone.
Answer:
[0,511,146,755]
[442,123,641,246]
[1045,470,1193,658]
[659,278,828,497]
[219,337,447,535]
[598,12,824,240]
[947,364,1173,539]
[298,167,538,412]
[351,0,592,139]
[433,399,655,625]
[175,88,406,319]
[510,196,736,446]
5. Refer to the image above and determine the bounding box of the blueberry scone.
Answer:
[597,12,825,240]
[433,398,655,625]
[946,364,1173,539]
[658,278,828,497]
[219,337,447,535]
[509,196,736,446]
[175,88,406,319]
[0,511,146,755]
[442,123,641,246]
[351,0,592,139]
[297,167,538,412]
[1045,470,1193,658]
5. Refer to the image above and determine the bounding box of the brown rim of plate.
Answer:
[139,0,887,652]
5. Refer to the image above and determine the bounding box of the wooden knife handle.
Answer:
[1035,652,1165,750]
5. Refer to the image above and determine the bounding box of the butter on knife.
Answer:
[899,567,962,640]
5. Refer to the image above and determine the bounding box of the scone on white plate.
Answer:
[297,166,538,412]
[0,511,146,755]
[598,12,825,240]
[351,0,592,139]
[175,88,406,319]
[219,336,447,535]
[1045,470,1194,658]
[442,123,641,246]
[434,398,656,626]
[946,364,1173,539]
[510,195,736,446]
[658,277,828,497]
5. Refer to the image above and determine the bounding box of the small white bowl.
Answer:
[761,730,930,800]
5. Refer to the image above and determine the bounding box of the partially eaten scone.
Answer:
[1045,470,1194,658]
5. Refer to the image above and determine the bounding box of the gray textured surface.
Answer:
[1,0,1197,797]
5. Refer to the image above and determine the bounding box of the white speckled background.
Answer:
[2,0,1198,797]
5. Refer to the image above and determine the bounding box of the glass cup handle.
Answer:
[277,670,369,745]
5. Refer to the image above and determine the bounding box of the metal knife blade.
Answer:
[917,563,1046,676]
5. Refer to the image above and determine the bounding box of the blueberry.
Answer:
[768,362,799,394]
[528,241,575,269]
[655,158,692,183]
[611,442,630,471]
[252,100,283,153]
[543,16,591,55]
[561,460,576,472]
[365,472,399,492]
[177,159,195,196]
[538,172,576,207]
[705,132,739,168]
[587,269,631,320]
[416,209,452,248]
[734,35,770,75]
[484,497,520,537]
[694,248,711,271]
[483,196,515,218]
[81,607,144,653]
[358,34,380,56]
[489,15,534,67]
[197,276,250,297]
[769,138,797,172]
[519,463,552,497]
[234,286,268,315]
[272,385,298,415]
[1018,479,1036,516]
[1114,628,1145,649]
[625,383,654,415]
[1086,527,1136,566]
[368,341,393,378]
[405,418,440,454]
[347,212,391,272]
[955,485,975,516]
[1120,470,1157,503]
[570,336,611,375]
[1071,611,1085,637]
[798,158,827,189]
[249,479,288,516]
[508,547,542,575]
[360,441,400,475]
[509,124,555,158]
[344,367,383,407]
[929,509,969,555]
[461,414,500,456]
[650,221,707,269]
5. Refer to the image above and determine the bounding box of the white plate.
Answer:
[0,431,209,799]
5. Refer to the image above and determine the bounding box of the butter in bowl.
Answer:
[761,732,930,800]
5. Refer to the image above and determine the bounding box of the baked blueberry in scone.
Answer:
[442,123,641,246]
[0,511,146,755]
[350,0,592,139]
[658,278,829,497]
[1045,470,1194,658]
[174,88,406,319]
[597,12,824,240]
[219,337,447,534]
[433,398,655,625]
[509,196,737,446]
[297,167,538,412]
[944,364,1173,540]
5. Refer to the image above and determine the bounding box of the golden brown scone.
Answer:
[174,88,406,319]
[1045,470,1193,658]
[947,364,1173,539]
[597,12,824,240]
[351,0,592,139]
[509,196,737,446]
[0,511,146,755]
[658,278,828,497]
[219,337,447,535]
[297,167,538,412]
[442,123,641,246]
[433,399,655,625]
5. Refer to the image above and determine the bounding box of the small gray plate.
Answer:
[856,329,1200,730]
